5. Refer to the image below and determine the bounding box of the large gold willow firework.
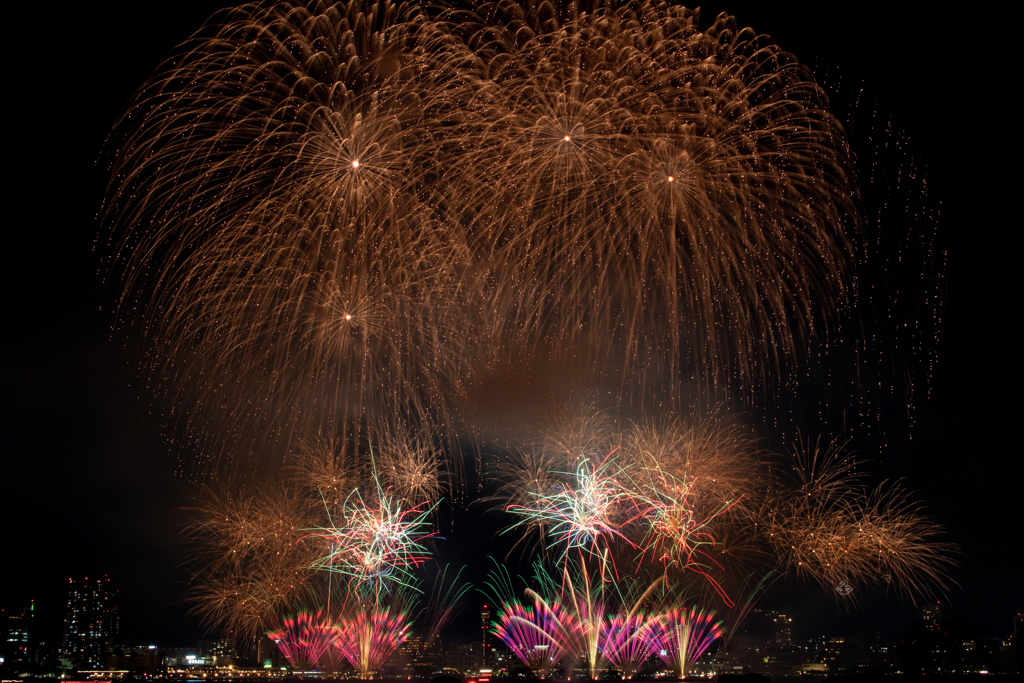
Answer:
[106,0,858,464]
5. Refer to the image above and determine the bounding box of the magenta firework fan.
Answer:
[267,611,339,670]
[492,601,565,679]
[599,614,658,680]
[489,556,725,680]
[646,607,724,678]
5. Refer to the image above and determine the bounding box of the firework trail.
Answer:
[492,601,565,679]
[599,614,657,680]
[717,571,781,654]
[495,411,759,597]
[417,564,472,654]
[491,556,631,677]
[634,469,738,605]
[486,560,584,678]
[489,556,727,679]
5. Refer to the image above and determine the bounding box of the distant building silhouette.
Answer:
[481,603,492,669]
[770,612,793,648]
[921,602,943,633]
[61,576,117,667]
[2,602,34,665]
[393,626,441,676]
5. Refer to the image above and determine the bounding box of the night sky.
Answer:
[4,1,1018,652]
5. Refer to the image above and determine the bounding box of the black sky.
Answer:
[3,1,1019,650]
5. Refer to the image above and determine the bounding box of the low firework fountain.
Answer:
[267,611,338,671]
[335,605,411,679]
[647,607,724,679]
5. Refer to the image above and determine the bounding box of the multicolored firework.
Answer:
[266,603,414,677]
[185,441,453,662]
[307,474,438,595]
[505,454,640,566]
[114,0,957,669]
[496,413,756,597]
[599,614,657,680]
[635,471,738,605]
[492,601,564,679]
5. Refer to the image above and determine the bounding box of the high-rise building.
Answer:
[771,612,793,648]
[61,576,117,667]
[922,602,943,633]
[208,635,236,664]
[198,636,237,665]
[2,602,34,665]
[393,626,441,675]
[1014,612,1023,635]
[481,604,492,669]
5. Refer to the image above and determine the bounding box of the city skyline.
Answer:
[5,587,1019,677]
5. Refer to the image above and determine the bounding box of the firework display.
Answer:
[267,611,339,670]
[599,614,657,680]
[496,414,754,599]
[488,557,720,678]
[185,445,457,671]
[185,484,320,648]
[505,453,640,566]
[105,0,869,465]
[306,478,437,595]
[493,601,565,678]
[763,437,957,598]
[104,0,957,677]
[647,607,724,678]
[494,415,955,609]
[335,605,412,678]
